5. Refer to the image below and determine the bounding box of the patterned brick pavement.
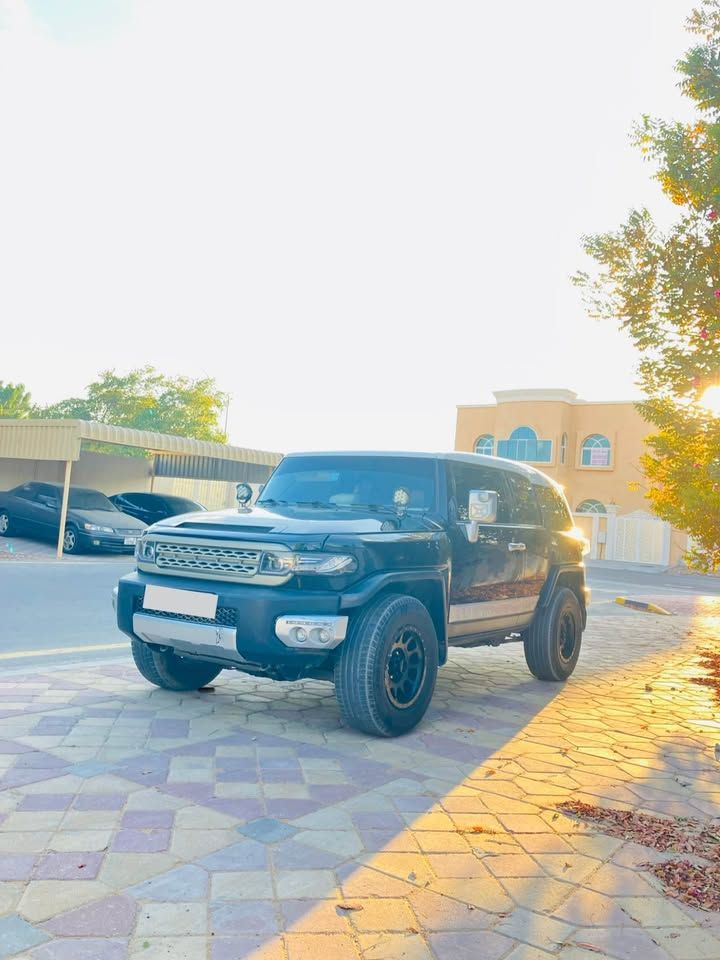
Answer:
[1,603,720,959]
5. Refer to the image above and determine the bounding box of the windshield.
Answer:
[68,489,119,512]
[259,456,438,511]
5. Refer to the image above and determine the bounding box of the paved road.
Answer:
[0,559,135,670]
[1,560,719,670]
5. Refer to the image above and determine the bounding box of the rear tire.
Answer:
[334,594,438,737]
[524,587,582,681]
[131,639,222,691]
[0,511,10,537]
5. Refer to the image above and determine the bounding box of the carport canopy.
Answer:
[0,419,283,558]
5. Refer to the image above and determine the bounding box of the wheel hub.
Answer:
[558,612,577,662]
[384,626,427,710]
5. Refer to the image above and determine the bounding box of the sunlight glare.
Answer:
[700,385,720,416]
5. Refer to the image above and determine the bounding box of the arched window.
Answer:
[497,426,552,463]
[474,434,494,456]
[560,433,568,465]
[576,498,606,514]
[581,434,611,467]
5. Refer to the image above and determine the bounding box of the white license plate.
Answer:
[124,537,138,546]
[143,584,218,619]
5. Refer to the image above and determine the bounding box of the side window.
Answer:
[36,484,59,507]
[537,486,573,531]
[14,484,37,501]
[123,494,154,510]
[504,473,542,526]
[450,463,510,523]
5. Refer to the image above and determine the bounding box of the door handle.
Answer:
[508,542,526,552]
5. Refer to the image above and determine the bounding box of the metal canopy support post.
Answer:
[150,454,156,492]
[56,459,73,559]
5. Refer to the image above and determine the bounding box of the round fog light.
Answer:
[293,627,307,643]
[318,628,331,644]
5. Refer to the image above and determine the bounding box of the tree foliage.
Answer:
[574,0,720,572]
[39,367,228,444]
[0,382,33,419]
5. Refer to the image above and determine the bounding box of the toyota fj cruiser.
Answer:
[114,452,589,736]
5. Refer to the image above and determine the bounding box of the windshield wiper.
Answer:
[256,498,290,506]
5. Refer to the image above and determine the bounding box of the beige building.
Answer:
[455,389,688,568]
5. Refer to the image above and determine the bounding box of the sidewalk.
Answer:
[0,604,719,959]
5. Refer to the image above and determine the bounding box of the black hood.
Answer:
[150,503,439,536]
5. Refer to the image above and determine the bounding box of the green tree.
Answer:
[574,0,720,572]
[40,367,228,444]
[0,382,33,418]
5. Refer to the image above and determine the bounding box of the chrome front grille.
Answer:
[155,542,261,579]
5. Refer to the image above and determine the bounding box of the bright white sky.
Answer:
[0,0,694,453]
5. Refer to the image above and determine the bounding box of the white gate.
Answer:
[574,508,671,567]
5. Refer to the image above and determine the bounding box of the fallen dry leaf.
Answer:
[557,801,720,861]
[337,903,363,912]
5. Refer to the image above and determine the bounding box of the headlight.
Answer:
[83,523,114,534]
[136,539,156,562]
[260,552,356,576]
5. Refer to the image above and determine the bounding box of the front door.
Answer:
[503,472,550,628]
[447,462,526,641]
[33,484,62,540]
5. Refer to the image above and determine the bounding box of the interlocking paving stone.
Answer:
[66,762,116,779]
[199,841,268,871]
[127,865,209,901]
[31,939,128,959]
[237,817,299,844]
[211,901,280,935]
[33,852,104,881]
[0,855,36,881]
[42,895,137,937]
[0,915,48,958]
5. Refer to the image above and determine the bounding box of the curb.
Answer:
[615,597,673,616]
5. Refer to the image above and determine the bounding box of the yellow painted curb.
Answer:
[615,597,673,616]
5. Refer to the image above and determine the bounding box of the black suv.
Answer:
[114,452,589,737]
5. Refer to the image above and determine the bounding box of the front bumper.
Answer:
[116,571,347,668]
[80,531,139,553]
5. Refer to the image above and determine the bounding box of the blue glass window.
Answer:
[581,434,611,467]
[497,426,552,464]
[474,434,494,456]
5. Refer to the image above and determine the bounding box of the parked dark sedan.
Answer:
[109,492,206,526]
[0,481,147,553]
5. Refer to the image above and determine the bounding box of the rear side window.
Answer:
[449,463,510,523]
[536,485,573,531]
[504,473,542,526]
[12,484,37,501]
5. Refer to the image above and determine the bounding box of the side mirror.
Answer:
[468,490,498,523]
[461,489,498,543]
[38,495,58,509]
[236,483,253,510]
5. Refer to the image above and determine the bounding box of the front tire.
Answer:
[63,525,80,554]
[131,639,222,691]
[524,586,582,681]
[0,511,11,537]
[334,594,438,737]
